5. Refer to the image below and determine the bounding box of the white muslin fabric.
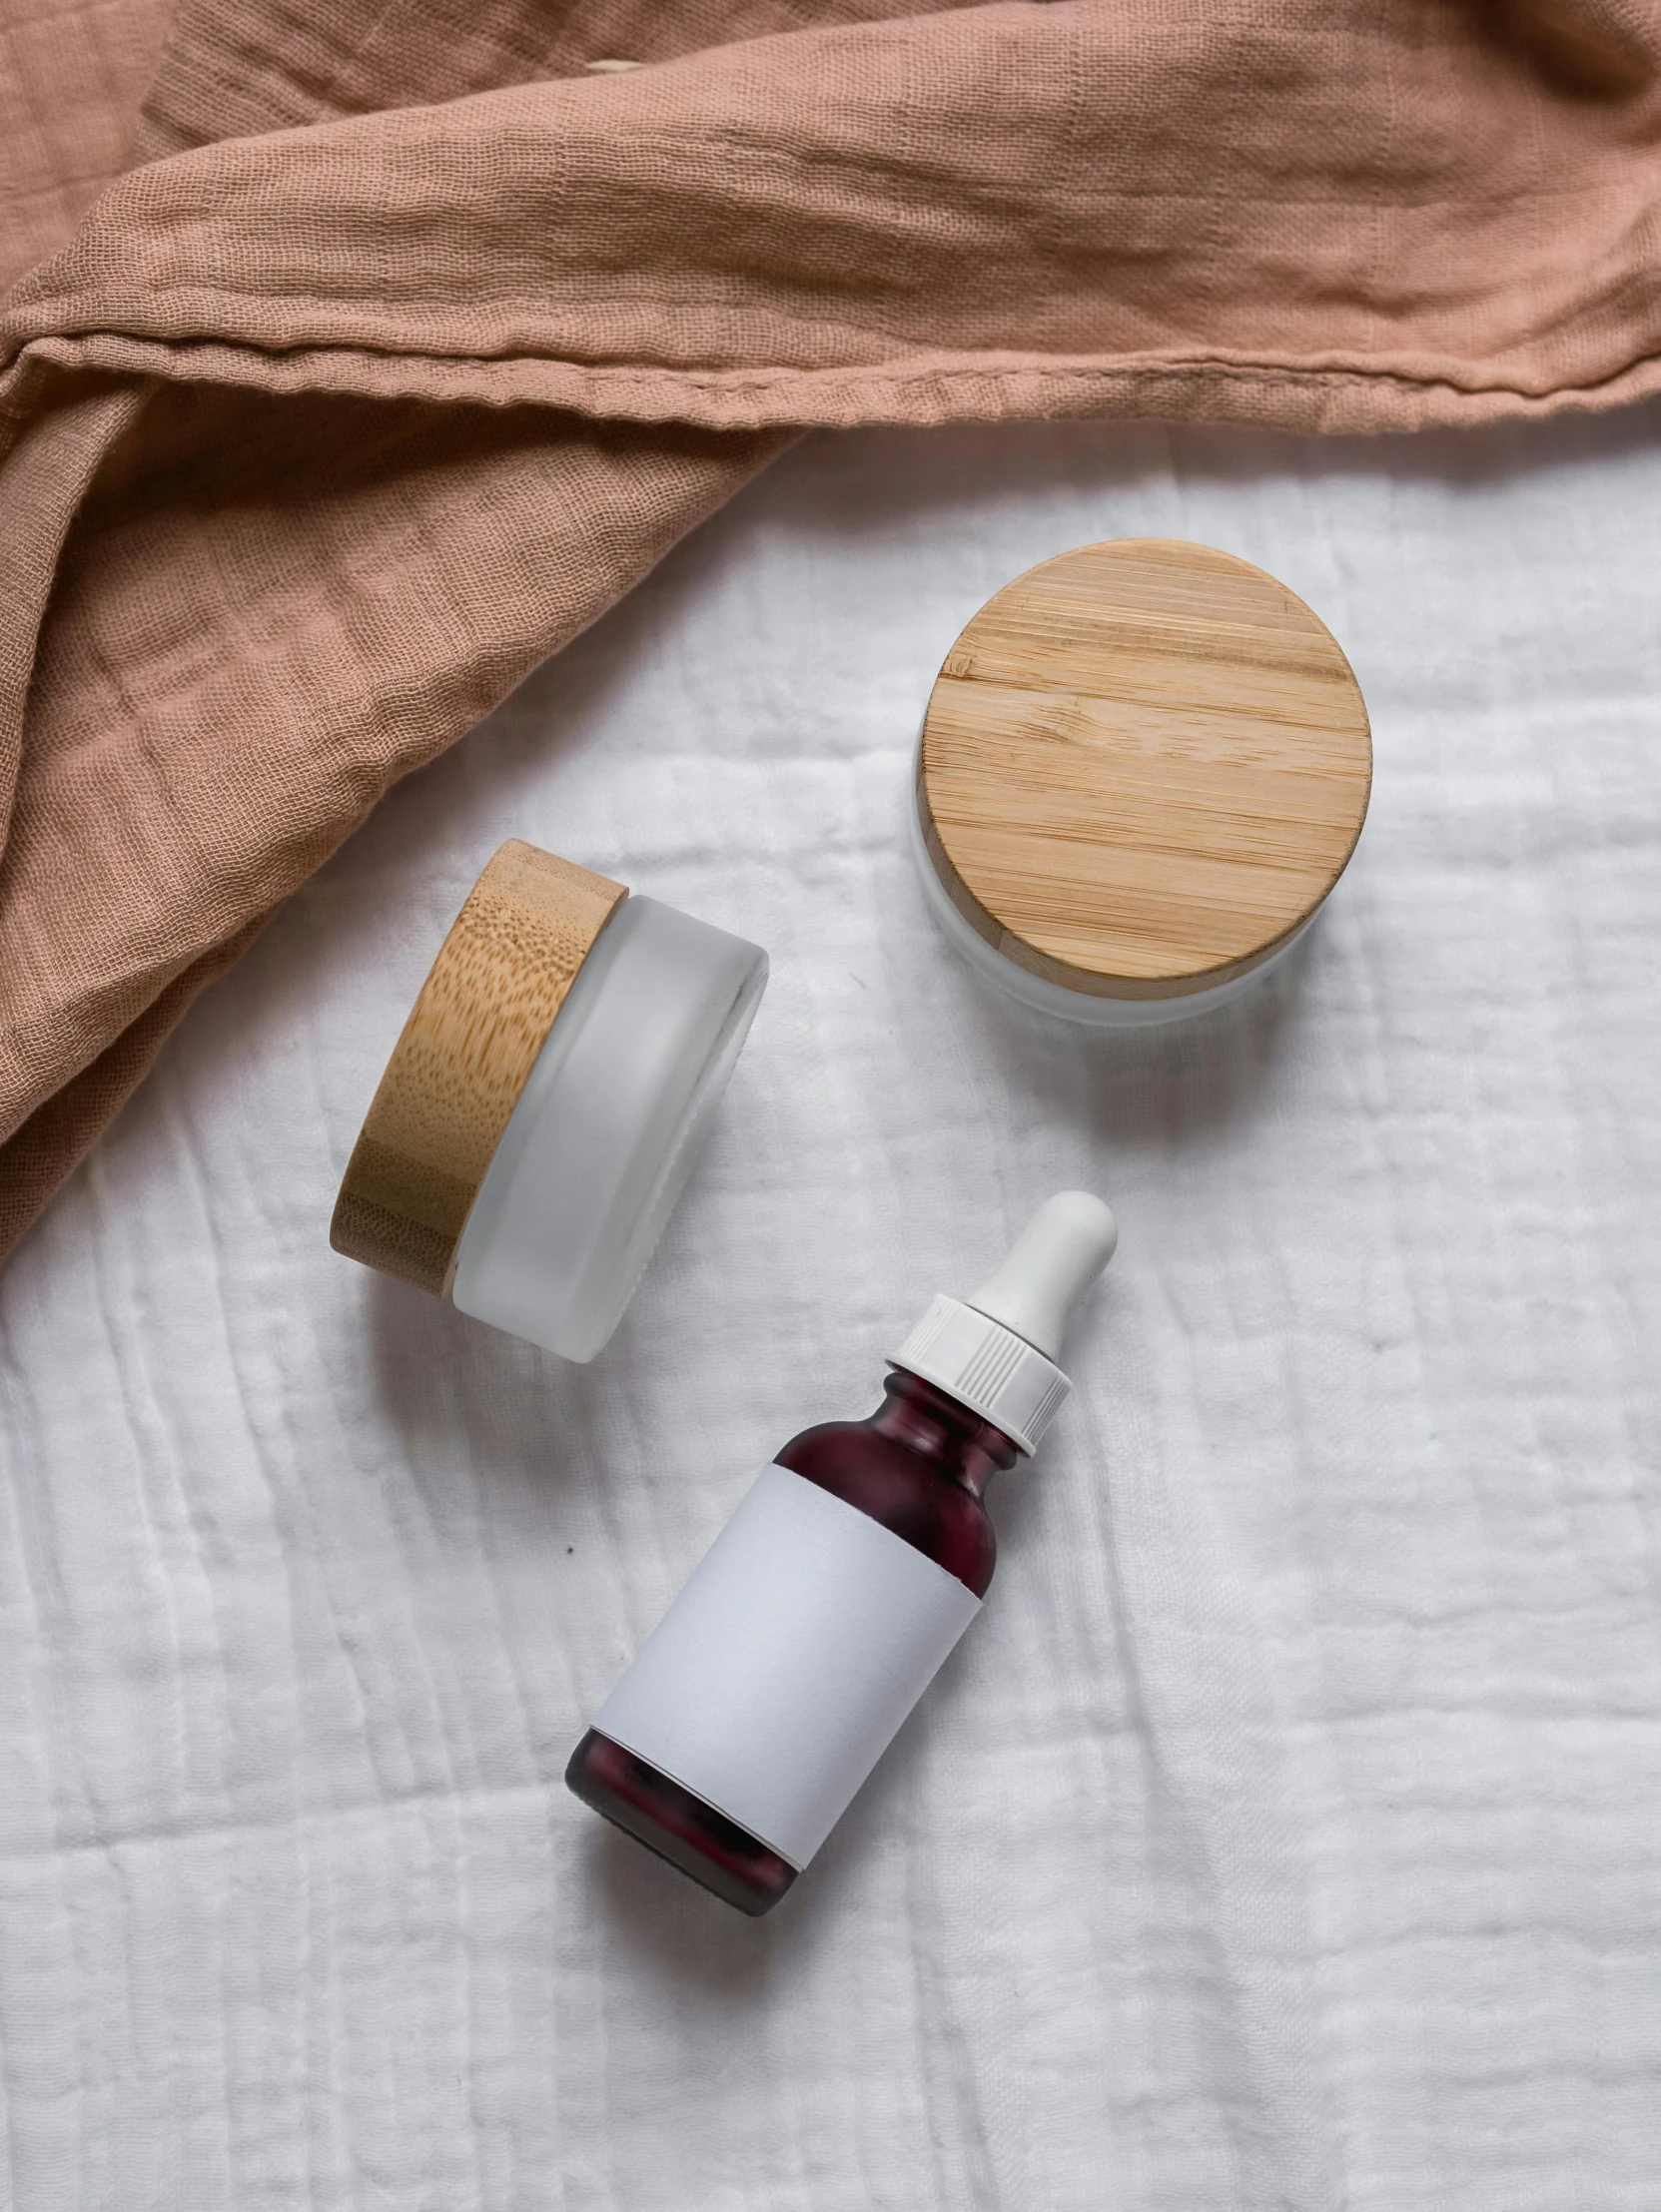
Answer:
[0,409,1658,2210]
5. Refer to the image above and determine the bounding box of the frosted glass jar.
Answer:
[913,538,1371,1027]
[331,840,766,1362]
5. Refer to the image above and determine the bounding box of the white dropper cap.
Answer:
[890,1191,1118,1453]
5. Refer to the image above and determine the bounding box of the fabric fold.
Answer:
[10,7,1661,431]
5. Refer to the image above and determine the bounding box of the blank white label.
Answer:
[592,1463,983,1868]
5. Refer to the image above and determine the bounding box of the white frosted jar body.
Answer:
[451,896,766,1362]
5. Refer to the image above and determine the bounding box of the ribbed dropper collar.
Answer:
[890,1192,1118,1453]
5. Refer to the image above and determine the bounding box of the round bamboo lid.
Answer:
[331,840,626,1296]
[917,539,1371,1001]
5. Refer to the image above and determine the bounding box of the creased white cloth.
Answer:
[2,409,1659,2211]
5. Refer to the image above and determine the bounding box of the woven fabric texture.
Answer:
[1,0,1660,1258]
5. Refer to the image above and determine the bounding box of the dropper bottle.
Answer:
[565,1191,1119,1913]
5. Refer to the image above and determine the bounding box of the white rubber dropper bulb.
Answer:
[962,1191,1119,1362]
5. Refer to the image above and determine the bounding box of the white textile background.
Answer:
[2,408,1659,2211]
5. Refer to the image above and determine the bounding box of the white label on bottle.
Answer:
[591,1463,983,1869]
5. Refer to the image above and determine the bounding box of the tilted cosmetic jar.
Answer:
[331,839,767,1361]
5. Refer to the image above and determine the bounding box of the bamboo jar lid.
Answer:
[332,840,626,1297]
[916,539,1371,1008]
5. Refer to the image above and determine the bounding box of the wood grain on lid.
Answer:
[331,840,626,1296]
[918,539,1372,999]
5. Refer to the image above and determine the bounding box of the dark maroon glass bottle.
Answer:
[565,1368,1017,1914]
[566,1191,1119,1915]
